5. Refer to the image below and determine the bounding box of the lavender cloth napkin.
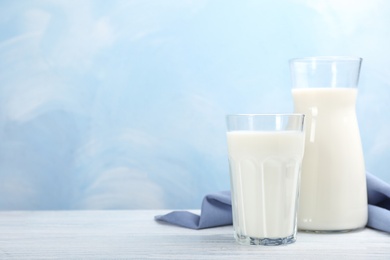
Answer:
[155,172,390,233]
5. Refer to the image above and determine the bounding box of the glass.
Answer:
[226,114,305,245]
[290,57,368,232]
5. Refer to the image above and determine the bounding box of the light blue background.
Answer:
[0,0,389,210]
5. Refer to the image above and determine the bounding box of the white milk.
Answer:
[227,131,305,239]
[292,88,368,231]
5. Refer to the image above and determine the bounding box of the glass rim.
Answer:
[226,113,305,132]
[289,56,362,63]
[226,113,304,118]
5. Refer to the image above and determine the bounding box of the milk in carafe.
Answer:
[292,87,367,231]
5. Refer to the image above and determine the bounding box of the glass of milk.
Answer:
[290,57,368,232]
[226,114,305,245]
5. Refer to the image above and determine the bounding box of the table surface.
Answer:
[0,210,389,259]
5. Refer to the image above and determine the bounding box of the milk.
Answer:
[292,88,368,231]
[227,131,305,239]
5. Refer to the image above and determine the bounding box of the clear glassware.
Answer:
[290,57,368,232]
[226,114,305,245]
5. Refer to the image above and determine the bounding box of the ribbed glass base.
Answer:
[234,233,296,246]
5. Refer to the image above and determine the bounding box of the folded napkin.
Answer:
[155,172,390,233]
[366,173,390,232]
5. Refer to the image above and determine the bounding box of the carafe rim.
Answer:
[289,56,362,63]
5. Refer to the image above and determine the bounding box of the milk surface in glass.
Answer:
[227,131,305,240]
[292,88,367,231]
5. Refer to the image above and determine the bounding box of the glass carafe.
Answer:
[290,57,367,232]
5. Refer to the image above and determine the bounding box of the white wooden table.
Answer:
[0,210,389,259]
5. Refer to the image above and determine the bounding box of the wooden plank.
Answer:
[0,210,389,259]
